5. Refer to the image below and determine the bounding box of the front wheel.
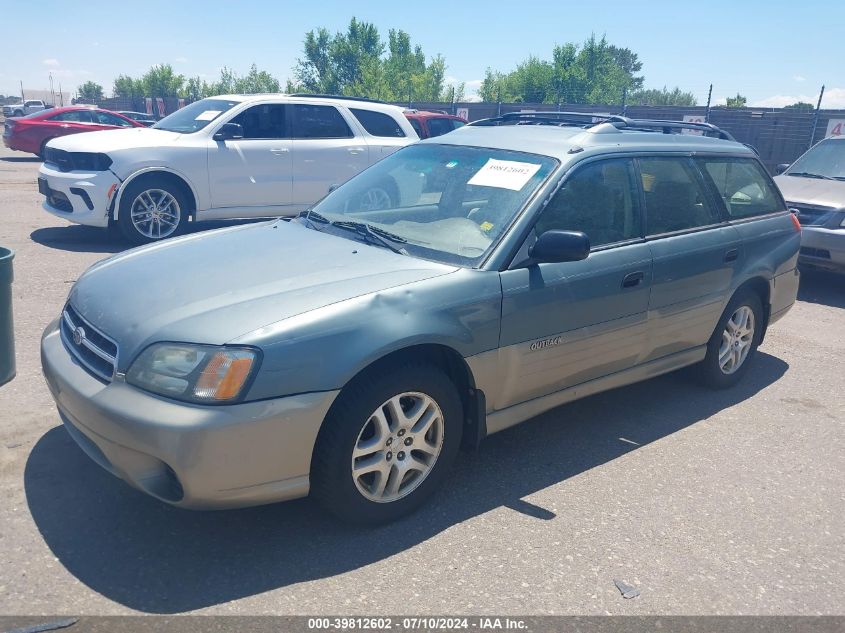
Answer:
[117,180,188,244]
[311,363,463,524]
[696,291,763,389]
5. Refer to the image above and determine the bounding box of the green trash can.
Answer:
[0,247,14,387]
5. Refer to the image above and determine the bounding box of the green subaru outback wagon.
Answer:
[41,112,800,524]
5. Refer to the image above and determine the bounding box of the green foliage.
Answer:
[77,81,104,101]
[629,86,697,106]
[783,101,814,111]
[141,64,185,98]
[725,93,747,108]
[114,64,281,100]
[112,74,145,98]
[293,18,450,101]
[479,34,643,104]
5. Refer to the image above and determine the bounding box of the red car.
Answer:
[3,106,144,157]
[403,110,467,139]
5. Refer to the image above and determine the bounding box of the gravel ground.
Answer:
[0,145,842,616]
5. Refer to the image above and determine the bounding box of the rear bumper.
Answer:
[41,318,339,509]
[799,227,845,273]
[38,163,119,228]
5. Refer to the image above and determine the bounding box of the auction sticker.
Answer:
[467,159,542,191]
[195,110,223,121]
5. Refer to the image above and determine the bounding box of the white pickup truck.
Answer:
[2,100,48,117]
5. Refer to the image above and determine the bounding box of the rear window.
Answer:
[696,157,784,219]
[427,117,458,138]
[350,108,405,137]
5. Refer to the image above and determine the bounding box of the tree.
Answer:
[629,86,697,106]
[112,74,144,98]
[784,101,814,111]
[234,64,281,94]
[726,93,747,108]
[77,81,104,101]
[141,64,185,97]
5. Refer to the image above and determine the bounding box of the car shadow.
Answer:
[24,352,788,613]
[30,220,271,254]
[797,268,844,309]
[0,156,41,163]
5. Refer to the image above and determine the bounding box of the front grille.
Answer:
[44,147,74,172]
[60,304,118,382]
[789,204,835,227]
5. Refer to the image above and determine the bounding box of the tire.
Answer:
[117,178,188,245]
[311,362,463,525]
[13,110,23,118]
[696,290,764,389]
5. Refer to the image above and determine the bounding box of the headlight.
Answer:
[70,152,112,171]
[126,343,260,403]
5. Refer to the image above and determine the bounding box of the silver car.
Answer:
[41,113,801,524]
[774,134,845,273]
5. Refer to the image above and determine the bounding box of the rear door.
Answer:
[207,103,293,212]
[638,156,742,361]
[495,157,653,411]
[290,103,369,205]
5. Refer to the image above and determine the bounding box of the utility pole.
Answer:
[20,80,24,101]
[49,72,54,106]
[809,84,825,149]
[705,83,713,123]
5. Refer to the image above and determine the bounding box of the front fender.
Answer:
[113,165,203,220]
[232,269,503,401]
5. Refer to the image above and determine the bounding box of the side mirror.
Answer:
[213,122,244,141]
[776,163,790,175]
[528,230,590,264]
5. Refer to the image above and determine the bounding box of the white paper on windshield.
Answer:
[467,159,542,191]
[195,110,222,121]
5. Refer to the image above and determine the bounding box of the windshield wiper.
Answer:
[300,209,331,226]
[788,171,834,180]
[330,220,409,255]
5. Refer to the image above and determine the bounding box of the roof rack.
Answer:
[288,93,388,105]
[469,111,735,141]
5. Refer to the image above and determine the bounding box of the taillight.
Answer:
[790,211,801,231]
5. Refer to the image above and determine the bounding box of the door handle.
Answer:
[348,147,365,155]
[724,248,739,263]
[270,148,289,154]
[621,271,645,288]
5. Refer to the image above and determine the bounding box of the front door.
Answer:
[207,103,292,213]
[496,157,653,411]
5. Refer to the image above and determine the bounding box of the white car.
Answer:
[38,94,418,243]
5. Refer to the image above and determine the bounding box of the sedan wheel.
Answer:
[352,392,445,503]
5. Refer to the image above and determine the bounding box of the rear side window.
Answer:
[292,104,352,139]
[427,118,457,138]
[696,157,784,219]
[49,110,94,123]
[536,158,642,247]
[639,157,720,235]
[350,108,405,137]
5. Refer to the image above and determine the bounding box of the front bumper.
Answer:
[799,227,845,273]
[38,163,121,228]
[41,318,339,509]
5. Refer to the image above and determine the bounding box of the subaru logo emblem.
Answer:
[72,326,86,346]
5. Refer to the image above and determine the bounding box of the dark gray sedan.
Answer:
[41,115,800,524]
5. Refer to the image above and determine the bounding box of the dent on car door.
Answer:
[290,104,369,205]
[495,157,653,411]
[638,156,743,361]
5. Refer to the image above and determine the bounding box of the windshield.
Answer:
[786,138,845,179]
[308,143,557,266]
[152,98,240,133]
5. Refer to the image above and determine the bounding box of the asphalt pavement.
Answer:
[0,145,842,616]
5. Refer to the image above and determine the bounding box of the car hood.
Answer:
[774,174,845,209]
[48,127,184,152]
[69,221,457,369]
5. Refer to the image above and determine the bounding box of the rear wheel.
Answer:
[311,362,463,524]
[13,110,23,118]
[696,291,763,389]
[117,179,188,244]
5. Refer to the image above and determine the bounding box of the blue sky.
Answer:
[3,0,843,107]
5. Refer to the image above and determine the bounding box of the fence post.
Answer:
[497,88,502,117]
[705,83,713,123]
[809,84,825,149]
[621,87,627,117]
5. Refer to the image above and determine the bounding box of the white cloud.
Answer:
[752,87,845,109]
[793,75,806,82]
[174,56,188,64]
[42,58,59,67]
